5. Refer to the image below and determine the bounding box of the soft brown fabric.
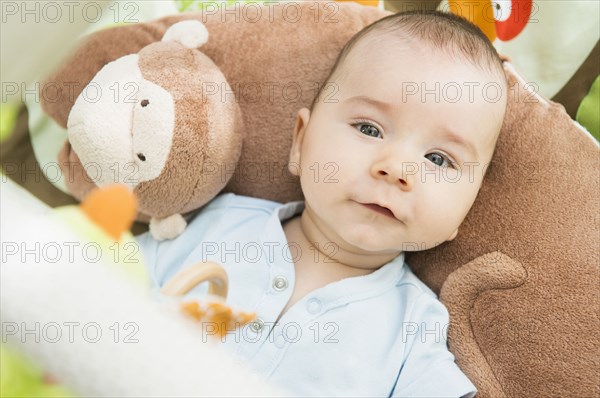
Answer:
[440,252,527,398]
[41,23,175,126]
[410,68,600,397]
[57,140,95,204]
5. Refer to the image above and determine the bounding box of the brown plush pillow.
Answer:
[409,63,600,397]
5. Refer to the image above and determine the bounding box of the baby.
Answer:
[138,10,507,398]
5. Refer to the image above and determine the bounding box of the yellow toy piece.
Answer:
[162,261,256,339]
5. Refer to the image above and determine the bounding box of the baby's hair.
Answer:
[311,10,506,109]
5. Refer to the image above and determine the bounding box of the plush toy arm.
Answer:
[149,214,187,241]
[439,252,527,398]
[40,14,202,128]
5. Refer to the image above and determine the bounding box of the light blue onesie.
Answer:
[137,193,476,397]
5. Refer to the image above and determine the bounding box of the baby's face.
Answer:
[289,41,506,259]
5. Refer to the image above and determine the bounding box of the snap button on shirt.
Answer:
[306,298,322,314]
[272,276,288,292]
[249,318,264,333]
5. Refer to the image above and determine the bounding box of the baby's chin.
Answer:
[336,228,405,255]
[340,225,462,255]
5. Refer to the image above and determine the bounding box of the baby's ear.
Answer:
[288,108,311,176]
[447,228,459,242]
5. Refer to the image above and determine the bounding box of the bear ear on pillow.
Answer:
[408,63,600,397]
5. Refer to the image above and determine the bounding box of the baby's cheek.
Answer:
[444,167,462,182]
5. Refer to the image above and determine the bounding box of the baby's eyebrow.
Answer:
[441,129,479,160]
[343,95,394,113]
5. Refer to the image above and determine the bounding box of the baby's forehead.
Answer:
[338,47,501,101]
[339,28,504,83]
[339,40,506,108]
[339,34,414,73]
[343,36,462,75]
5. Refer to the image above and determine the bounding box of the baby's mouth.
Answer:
[361,203,397,219]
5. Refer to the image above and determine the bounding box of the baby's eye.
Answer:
[425,152,453,168]
[354,123,382,138]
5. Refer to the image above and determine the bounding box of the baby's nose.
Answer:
[376,170,409,187]
[372,161,413,191]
